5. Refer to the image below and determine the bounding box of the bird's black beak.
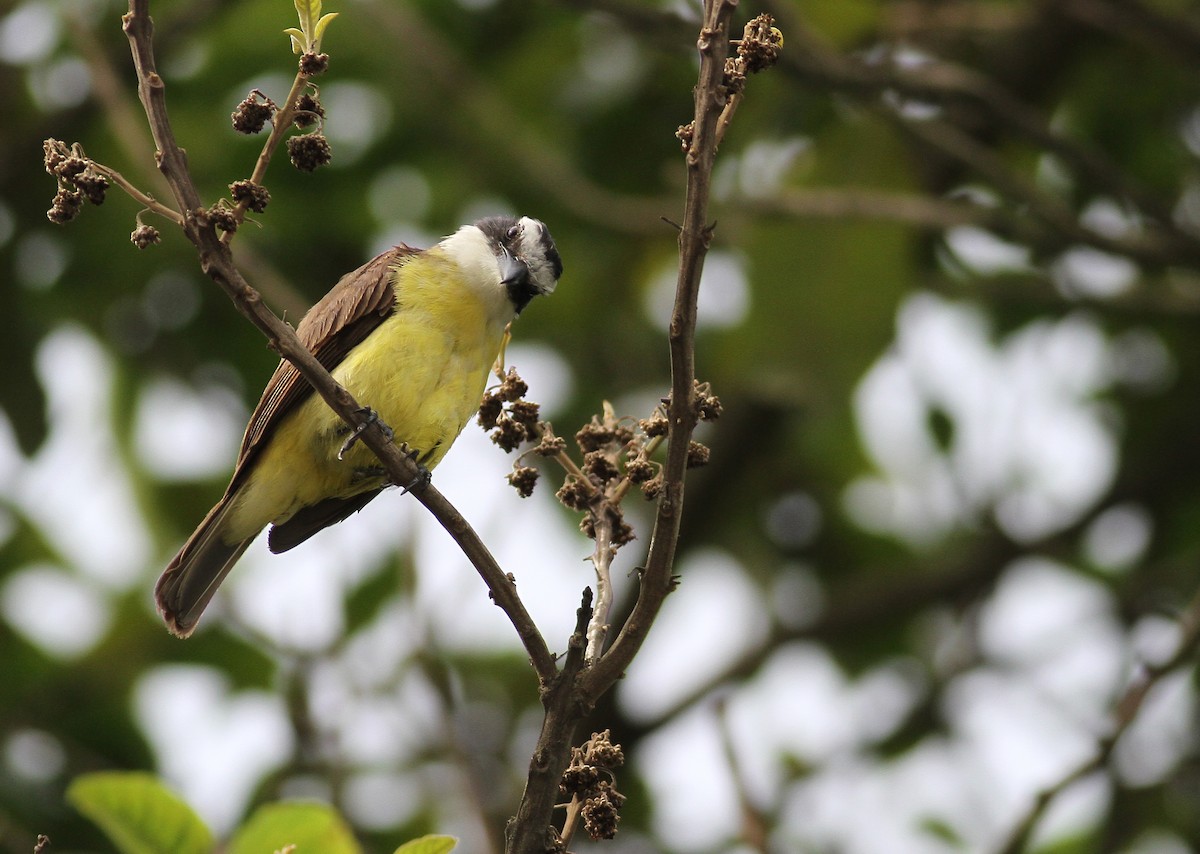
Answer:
[500,250,540,313]
[499,250,530,288]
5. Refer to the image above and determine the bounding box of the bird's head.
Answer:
[475,215,563,313]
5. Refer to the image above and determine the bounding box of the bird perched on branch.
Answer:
[156,215,562,637]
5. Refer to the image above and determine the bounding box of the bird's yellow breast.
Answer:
[227,250,510,540]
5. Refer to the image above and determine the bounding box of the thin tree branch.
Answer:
[87,162,182,225]
[68,14,310,314]
[583,0,740,698]
[364,0,674,235]
[219,71,310,244]
[121,0,556,684]
[760,0,1183,228]
[505,6,758,848]
[996,584,1200,854]
[505,589,594,854]
[886,112,1200,268]
[586,508,615,661]
[1057,0,1200,69]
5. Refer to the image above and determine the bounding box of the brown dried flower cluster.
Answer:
[43,139,109,224]
[559,729,627,841]
[482,372,721,557]
[723,13,783,96]
[231,89,276,134]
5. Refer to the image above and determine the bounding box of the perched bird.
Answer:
[156,215,562,637]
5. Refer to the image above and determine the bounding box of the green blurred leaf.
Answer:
[229,801,360,854]
[66,772,213,854]
[919,816,966,849]
[1031,828,1102,854]
[393,835,457,854]
[343,556,401,635]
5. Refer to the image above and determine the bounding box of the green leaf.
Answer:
[66,772,213,854]
[293,0,321,33]
[284,27,306,54]
[312,12,338,50]
[229,801,360,854]
[394,835,458,854]
[287,0,334,53]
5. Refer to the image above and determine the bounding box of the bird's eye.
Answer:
[506,225,520,241]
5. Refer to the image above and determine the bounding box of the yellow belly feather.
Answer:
[226,253,508,541]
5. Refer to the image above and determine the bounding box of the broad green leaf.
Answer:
[394,835,458,854]
[66,772,213,854]
[229,801,360,854]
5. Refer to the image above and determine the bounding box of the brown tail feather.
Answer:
[155,495,257,637]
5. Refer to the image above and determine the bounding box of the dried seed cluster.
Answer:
[480,368,547,498]
[560,730,627,841]
[736,13,784,74]
[480,366,721,556]
[293,92,326,129]
[229,179,270,213]
[43,139,109,224]
[723,14,783,97]
[231,89,276,134]
[130,224,161,249]
[287,133,333,172]
[693,380,723,422]
[206,205,239,234]
[676,14,782,151]
[480,368,539,453]
[233,85,331,174]
[299,51,329,77]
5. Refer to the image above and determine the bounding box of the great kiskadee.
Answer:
[156,215,562,637]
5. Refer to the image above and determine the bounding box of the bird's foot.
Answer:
[400,448,432,495]
[337,407,394,461]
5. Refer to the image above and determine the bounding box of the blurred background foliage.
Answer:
[4,0,1200,852]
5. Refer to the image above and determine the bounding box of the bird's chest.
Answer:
[326,294,503,465]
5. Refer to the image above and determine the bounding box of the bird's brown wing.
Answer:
[226,244,418,494]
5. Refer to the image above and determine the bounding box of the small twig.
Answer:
[996,585,1200,854]
[585,509,615,660]
[887,111,1200,269]
[88,162,182,225]
[714,91,744,149]
[716,697,770,852]
[559,794,584,848]
[529,419,592,487]
[610,434,663,504]
[220,72,310,244]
